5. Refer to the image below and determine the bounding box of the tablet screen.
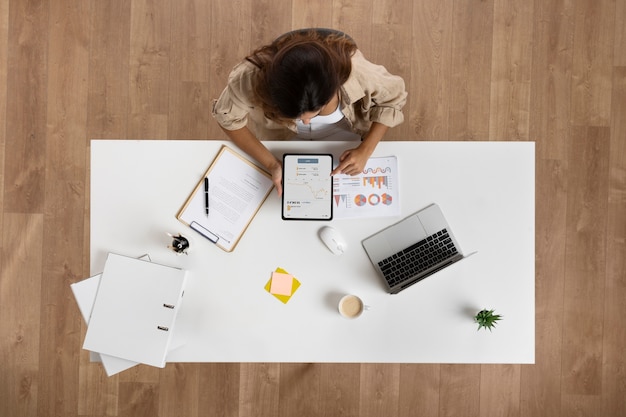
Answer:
[282,154,333,220]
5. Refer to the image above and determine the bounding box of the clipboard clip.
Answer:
[190,221,219,244]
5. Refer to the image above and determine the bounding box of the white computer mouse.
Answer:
[319,226,347,255]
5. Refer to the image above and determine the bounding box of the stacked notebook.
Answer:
[71,253,188,376]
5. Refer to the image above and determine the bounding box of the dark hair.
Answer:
[246,30,357,121]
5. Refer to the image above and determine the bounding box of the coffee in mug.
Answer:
[338,295,364,319]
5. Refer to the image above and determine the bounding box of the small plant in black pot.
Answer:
[474,309,502,331]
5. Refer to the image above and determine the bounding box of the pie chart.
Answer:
[354,194,367,206]
[368,194,380,205]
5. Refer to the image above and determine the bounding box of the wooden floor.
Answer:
[1,0,625,416]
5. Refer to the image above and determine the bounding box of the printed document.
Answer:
[332,156,399,219]
[177,146,274,252]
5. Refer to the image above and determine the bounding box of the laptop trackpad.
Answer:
[387,215,427,253]
[362,215,428,261]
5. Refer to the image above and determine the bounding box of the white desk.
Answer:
[90,140,535,364]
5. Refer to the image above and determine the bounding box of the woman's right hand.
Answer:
[268,160,283,196]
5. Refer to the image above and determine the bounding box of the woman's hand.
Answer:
[218,125,284,195]
[331,146,371,176]
[331,122,389,176]
[268,160,283,196]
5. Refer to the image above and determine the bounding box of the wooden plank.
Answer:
[168,0,211,139]
[398,364,440,417]
[38,181,85,417]
[118,363,160,384]
[0,214,43,417]
[169,0,210,83]
[616,0,626,65]
[439,365,480,417]
[0,0,8,225]
[158,364,199,417]
[409,0,453,140]
[128,0,172,139]
[359,364,401,417]
[208,0,252,139]
[561,126,610,415]
[128,114,169,139]
[45,0,90,181]
[447,0,493,141]
[278,364,321,417]
[480,365,521,417]
[3,0,48,213]
[601,66,626,417]
[372,0,412,26]
[87,0,131,139]
[239,363,281,417]
[571,0,615,126]
[332,0,374,54]
[168,82,211,139]
[319,363,360,417]
[36,1,91,416]
[77,348,119,416]
[489,0,534,141]
[196,364,241,417]
[251,0,292,47]
[208,0,252,83]
[292,0,332,29]
[118,382,160,417]
[489,0,533,140]
[369,16,413,140]
[529,0,574,160]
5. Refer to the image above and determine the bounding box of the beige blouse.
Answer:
[212,50,408,140]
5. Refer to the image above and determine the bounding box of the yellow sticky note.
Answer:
[264,267,301,304]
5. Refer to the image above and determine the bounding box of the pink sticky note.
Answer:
[270,272,293,296]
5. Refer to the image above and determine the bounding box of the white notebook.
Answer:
[83,253,187,368]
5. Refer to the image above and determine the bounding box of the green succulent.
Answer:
[474,309,502,331]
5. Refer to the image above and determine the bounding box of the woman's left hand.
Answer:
[331,122,389,176]
[331,146,371,176]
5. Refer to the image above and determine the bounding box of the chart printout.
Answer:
[332,156,399,219]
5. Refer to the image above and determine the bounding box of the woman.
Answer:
[212,29,407,195]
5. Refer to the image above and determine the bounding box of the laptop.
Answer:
[362,203,464,294]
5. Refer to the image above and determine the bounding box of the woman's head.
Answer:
[266,42,338,119]
[247,30,357,121]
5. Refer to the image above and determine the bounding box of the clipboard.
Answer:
[176,146,274,252]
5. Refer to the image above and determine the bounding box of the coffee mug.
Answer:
[338,295,369,319]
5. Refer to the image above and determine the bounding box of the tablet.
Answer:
[282,154,333,220]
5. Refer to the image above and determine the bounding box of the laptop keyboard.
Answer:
[378,229,458,287]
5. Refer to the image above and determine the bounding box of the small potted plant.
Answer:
[474,309,502,331]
